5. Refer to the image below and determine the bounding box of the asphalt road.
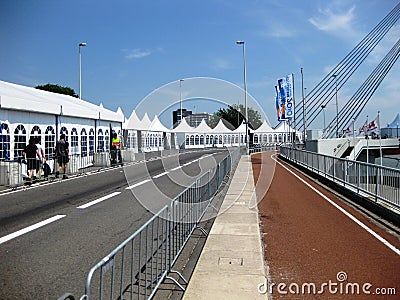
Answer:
[0,149,229,300]
[252,152,400,299]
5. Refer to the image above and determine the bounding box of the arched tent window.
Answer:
[81,129,88,157]
[185,135,189,146]
[97,129,104,152]
[206,135,209,145]
[132,132,137,148]
[30,125,41,137]
[44,126,55,159]
[190,135,195,145]
[200,135,204,145]
[14,124,26,159]
[70,128,79,154]
[127,132,134,149]
[210,135,214,145]
[60,126,68,142]
[269,134,272,143]
[274,134,278,143]
[104,130,110,151]
[254,134,259,144]
[0,123,11,160]
[195,135,199,145]
[89,128,95,155]
[278,134,282,143]
[219,135,223,144]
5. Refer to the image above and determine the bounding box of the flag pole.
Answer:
[352,118,356,161]
[366,115,369,187]
[378,111,383,167]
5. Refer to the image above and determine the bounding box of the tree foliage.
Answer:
[209,104,262,129]
[35,83,78,98]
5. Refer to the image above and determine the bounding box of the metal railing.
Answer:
[0,150,131,188]
[78,148,241,300]
[279,146,400,209]
[249,144,278,154]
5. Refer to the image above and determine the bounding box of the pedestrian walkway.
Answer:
[182,155,267,300]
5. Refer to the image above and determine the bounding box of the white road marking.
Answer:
[170,166,182,171]
[125,179,151,190]
[0,215,66,245]
[272,154,400,256]
[153,171,169,179]
[77,192,121,209]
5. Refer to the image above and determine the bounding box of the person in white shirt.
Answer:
[34,137,45,178]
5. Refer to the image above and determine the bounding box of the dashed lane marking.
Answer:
[0,215,66,245]
[125,179,151,190]
[152,171,169,179]
[77,192,121,209]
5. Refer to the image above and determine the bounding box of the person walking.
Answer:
[34,136,45,178]
[22,136,41,180]
[55,134,69,179]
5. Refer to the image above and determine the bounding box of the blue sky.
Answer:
[1,0,399,129]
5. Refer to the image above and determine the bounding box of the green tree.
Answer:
[35,83,78,98]
[210,104,262,129]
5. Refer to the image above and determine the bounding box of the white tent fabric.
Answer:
[254,120,274,133]
[172,118,195,133]
[233,121,254,133]
[194,119,213,133]
[149,115,170,132]
[0,80,124,122]
[124,110,143,130]
[212,119,231,133]
[274,122,293,132]
[140,113,152,130]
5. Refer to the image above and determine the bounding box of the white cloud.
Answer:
[309,5,356,33]
[124,49,151,59]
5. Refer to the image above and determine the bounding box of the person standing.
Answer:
[22,136,40,180]
[34,137,45,178]
[55,134,69,179]
[111,132,122,164]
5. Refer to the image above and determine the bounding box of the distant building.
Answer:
[185,112,211,128]
[172,109,192,128]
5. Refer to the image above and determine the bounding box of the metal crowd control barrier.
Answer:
[249,144,278,154]
[279,146,400,209]
[81,148,241,300]
[0,150,132,188]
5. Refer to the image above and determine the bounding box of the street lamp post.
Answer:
[321,104,326,130]
[301,68,306,144]
[179,79,184,124]
[397,122,399,138]
[78,42,87,99]
[332,74,339,138]
[236,40,249,155]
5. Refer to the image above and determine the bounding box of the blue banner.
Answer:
[276,74,294,121]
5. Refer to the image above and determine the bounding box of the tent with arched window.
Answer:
[0,80,124,164]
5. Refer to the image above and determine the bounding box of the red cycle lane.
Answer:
[252,152,399,299]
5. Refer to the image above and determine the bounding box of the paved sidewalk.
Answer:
[183,155,267,300]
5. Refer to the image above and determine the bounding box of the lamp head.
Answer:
[236,40,244,45]
[79,42,87,47]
